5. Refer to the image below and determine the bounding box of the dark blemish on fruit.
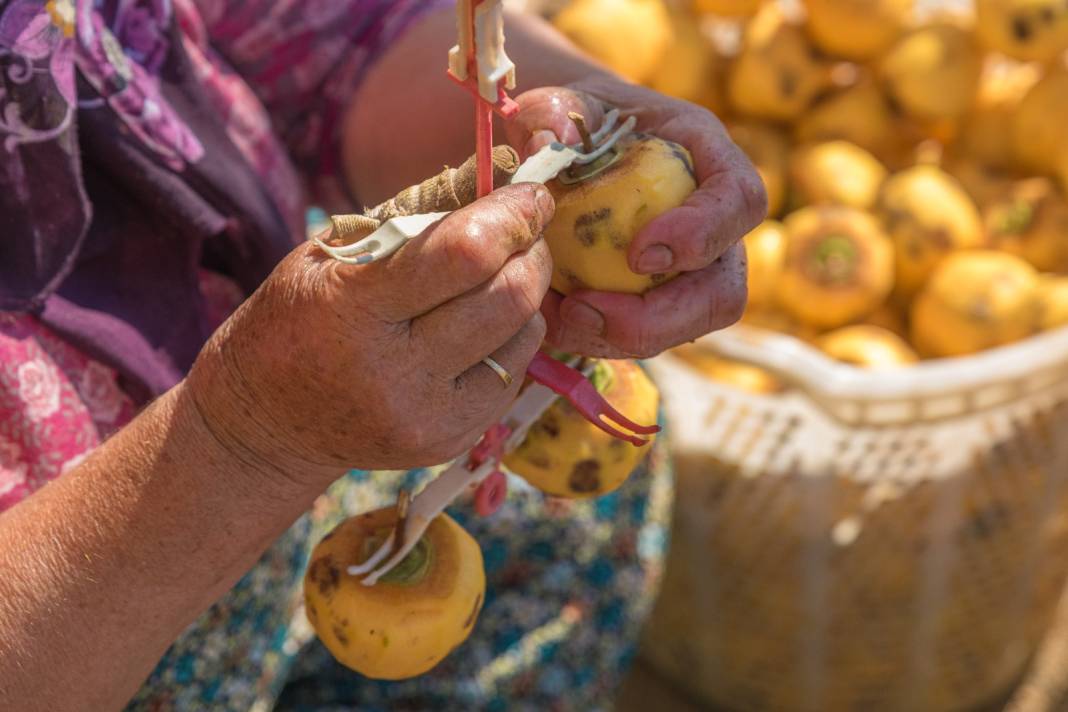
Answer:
[670,146,697,181]
[310,556,341,597]
[651,273,669,285]
[464,594,483,629]
[574,208,612,247]
[569,459,602,493]
[779,71,798,98]
[539,412,561,439]
[1012,15,1033,41]
[332,623,350,647]
[609,230,629,249]
[1040,5,1055,22]
[529,452,551,469]
[559,268,583,290]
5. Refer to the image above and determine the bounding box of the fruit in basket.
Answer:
[788,141,888,210]
[671,344,784,394]
[802,0,912,60]
[910,251,1040,357]
[879,22,982,122]
[304,507,485,680]
[816,324,920,368]
[975,0,1068,62]
[744,220,787,310]
[552,0,672,83]
[504,360,659,498]
[728,121,788,217]
[776,205,895,329]
[1036,275,1068,330]
[955,59,1042,170]
[647,10,725,112]
[1011,64,1068,174]
[693,0,761,18]
[543,128,697,295]
[984,177,1068,273]
[945,157,1016,206]
[863,303,909,337]
[726,4,831,122]
[794,80,911,167]
[878,164,985,299]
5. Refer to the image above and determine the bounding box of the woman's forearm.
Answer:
[0,384,334,712]
[345,7,613,205]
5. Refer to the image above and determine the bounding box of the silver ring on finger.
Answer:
[481,356,514,386]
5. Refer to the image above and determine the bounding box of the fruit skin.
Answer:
[727,4,830,121]
[304,507,485,681]
[954,59,1041,170]
[744,220,787,310]
[1011,64,1068,174]
[816,324,919,368]
[803,0,912,60]
[911,250,1040,357]
[693,0,761,18]
[975,0,1068,62]
[788,141,888,210]
[984,177,1068,273]
[672,345,784,394]
[878,165,984,299]
[544,133,697,295]
[504,360,659,498]
[776,205,895,330]
[552,0,672,83]
[647,11,725,113]
[728,121,789,217]
[879,22,982,122]
[863,303,909,337]
[1036,275,1068,331]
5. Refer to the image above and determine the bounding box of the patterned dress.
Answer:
[0,1,673,709]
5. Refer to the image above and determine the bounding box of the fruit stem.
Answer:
[361,528,434,586]
[568,112,595,154]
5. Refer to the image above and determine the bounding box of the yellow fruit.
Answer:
[794,81,913,167]
[504,360,659,498]
[1036,275,1068,330]
[727,4,831,121]
[944,157,1016,206]
[878,165,985,299]
[304,507,485,680]
[879,22,982,121]
[728,121,788,217]
[789,141,888,210]
[976,0,1068,62]
[672,344,785,394]
[1011,63,1068,174]
[544,132,697,295]
[553,0,673,83]
[693,0,761,18]
[954,59,1042,169]
[744,220,787,310]
[864,303,909,337]
[776,206,895,329]
[911,251,1040,357]
[984,177,1068,273]
[741,305,821,340]
[816,324,919,368]
[647,11,725,113]
[803,0,912,60]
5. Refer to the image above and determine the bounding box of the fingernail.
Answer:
[637,245,674,273]
[524,130,558,157]
[562,300,605,334]
[534,186,556,223]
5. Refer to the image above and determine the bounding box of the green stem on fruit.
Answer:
[361,529,433,586]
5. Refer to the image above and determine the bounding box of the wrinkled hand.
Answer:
[505,80,766,359]
[187,184,555,488]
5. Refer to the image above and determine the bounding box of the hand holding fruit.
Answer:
[506,83,765,359]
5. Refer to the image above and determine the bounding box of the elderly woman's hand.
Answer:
[505,81,766,359]
[186,184,554,488]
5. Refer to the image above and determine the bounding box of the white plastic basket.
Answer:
[641,324,1068,712]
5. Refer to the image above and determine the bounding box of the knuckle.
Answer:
[736,168,769,228]
[442,220,496,283]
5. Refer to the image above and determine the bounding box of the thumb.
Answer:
[505,87,607,158]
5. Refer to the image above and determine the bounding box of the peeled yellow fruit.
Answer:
[672,344,784,394]
[911,250,1040,357]
[553,0,673,83]
[1011,64,1068,174]
[693,0,761,18]
[955,59,1042,170]
[794,81,911,167]
[727,4,831,121]
[789,141,888,210]
[728,121,788,217]
[976,0,1068,62]
[544,132,697,295]
[744,220,787,310]
[505,360,659,498]
[647,11,725,113]
[304,507,485,680]
[776,205,895,329]
[816,324,920,368]
[984,177,1068,273]
[1036,275,1068,331]
[803,0,912,60]
[878,165,985,299]
[879,22,982,122]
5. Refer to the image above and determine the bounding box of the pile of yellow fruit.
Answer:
[548,0,1068,389]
